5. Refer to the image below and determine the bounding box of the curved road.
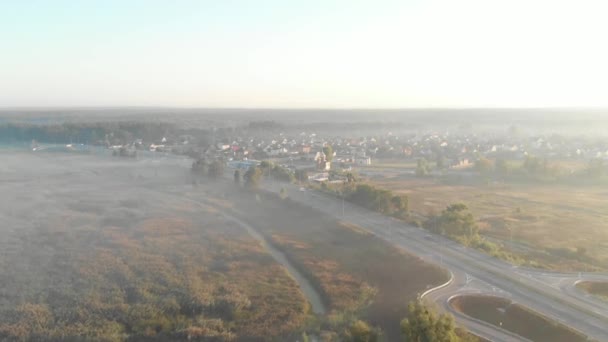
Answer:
[262,181,608,341]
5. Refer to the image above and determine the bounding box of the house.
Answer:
[450,158,472,169]
[267,147,287,156]
[217,143,231,151]
[149,144,165,152]
[355,156,372,165]
[319,161,331,171]
[309,172,329,182]
[314,151,331,171]
[301,145,312,154]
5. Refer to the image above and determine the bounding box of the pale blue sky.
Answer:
[1,0,607,108]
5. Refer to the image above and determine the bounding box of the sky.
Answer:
[1,0,607,108]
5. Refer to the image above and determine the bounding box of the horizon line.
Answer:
[1,106,608,112]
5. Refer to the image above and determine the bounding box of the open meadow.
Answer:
[182,184,450,341]
[0,151,310,341]
[365,164,608,271]
[0,150,458,341]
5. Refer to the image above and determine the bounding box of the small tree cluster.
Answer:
[258,161,295,183]
[474,157,493,175]
[346,184,408,217]
[415,158,431,177]
[271,165,295,182]
[191,158,209,176]
[343,320,380,342]
[295,169,309,183]
[424,203,478,240]
[191,158,225,179]
[323,145,334,162]
[243,167,263,190]
[233,169,241,185]
[587,158,607,179]
[401,301,472,342]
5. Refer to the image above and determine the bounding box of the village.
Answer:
[99,122,608,184]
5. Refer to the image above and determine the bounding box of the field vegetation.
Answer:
[0,154,311,341]
[204,186,449,341]
[449,295,587,342]
[576,281,608,301]
[0,212,310,341]
[365,160,608,271]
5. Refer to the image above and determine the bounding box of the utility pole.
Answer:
[439,229,443,267]
[440,235,444,267]
[508,226,513,255]
[342,191,345,217]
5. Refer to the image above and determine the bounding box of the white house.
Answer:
[355,156,372,165]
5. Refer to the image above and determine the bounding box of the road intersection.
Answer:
[264,181,608,341]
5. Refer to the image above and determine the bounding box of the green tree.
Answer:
[191,158,208,176]
[295,169,309,183]
[436,155,446,170]
[587,158,606,179]
[259,160,274,179]
[474,158,493,175]
[346,320,379,342]
[260,160,273,170]
[523,155,541,175]
[271,165,295,183]
[244,167,263,190]
[346,183,406,215]
[391,195,409,217]
[424,203,478,240]
[401,301,461,342]
[234,169,241,185]
[346,172,356,183]
[495,158,509,175]
[415,158,431,177]
[208,160,225,179]
[323,145,334,162]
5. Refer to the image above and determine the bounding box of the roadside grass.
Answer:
[449,295,587,342]
[369,175,608,271]
[222,189,449,341]
[576,281,608,302]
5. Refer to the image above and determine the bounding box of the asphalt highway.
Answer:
[263,181,608,342]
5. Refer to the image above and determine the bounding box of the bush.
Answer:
[347,184,408,216]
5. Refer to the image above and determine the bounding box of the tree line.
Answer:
[474,155,608,183]
[335,300,476,341]
[0,122,178,145]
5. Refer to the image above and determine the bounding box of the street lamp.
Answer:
[341,189,345,217]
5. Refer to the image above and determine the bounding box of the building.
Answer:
[301,145,312,154]
[314,151,331,170]
[355,156,372,165]
[227,160,260,170]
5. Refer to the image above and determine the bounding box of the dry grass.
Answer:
[370,175,608,270]
[450,295,587,342]
[0,199,309,341]
[576,281,608,301]
[221,189,448,341]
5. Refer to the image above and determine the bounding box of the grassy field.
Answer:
[0,199,310,341]
[204,186,449,341]
[449,295,587,342]
[0,153,312,341]
[367,174,608,271]
[576,281,608,301]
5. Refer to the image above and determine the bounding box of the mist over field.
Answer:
[3,0,608,339]
[1,109,608,341]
